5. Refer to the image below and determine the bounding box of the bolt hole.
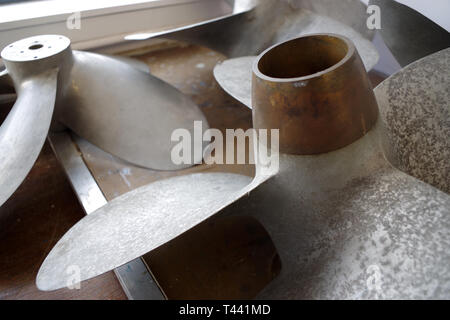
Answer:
[29,44,43,50]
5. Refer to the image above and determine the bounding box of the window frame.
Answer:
[0,0,233,52]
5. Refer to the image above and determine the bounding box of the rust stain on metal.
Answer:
[252,34,378,155]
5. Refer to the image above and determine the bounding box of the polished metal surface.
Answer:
[369,0,450,67]
[48,132,165,300]
[36,36,450,298]
[214,33,377,109]
[136,0,378,69]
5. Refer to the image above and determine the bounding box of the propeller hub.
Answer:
[1,35,73,84]
[1,35,70,62]
[252,34,379,155]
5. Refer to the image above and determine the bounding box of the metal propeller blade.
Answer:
[214,56,254,108]
[128,0,378,69]
[58,50,208,170]
[1,35,209,175]
[36,172,255,291]
[37,36,450,298]
[375,48,450,194]
[215,46,450,194]
[0,68,58,207]
[214,34,376,109]
[0,68,15,104]
[0,55,148,104]
[370,0,450,67]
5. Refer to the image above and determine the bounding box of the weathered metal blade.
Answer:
[214,56,254,108]
[105,55,150,74]
[370,0,450,67]
[375,48,450,194]
[225,125,450,299]
[0,69,58,207]
[36,172,262,291]
[128,0,378,68]
[56,50,208,170]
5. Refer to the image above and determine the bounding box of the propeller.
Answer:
[37,35,450,298]
[127,0,379,69]
[370,0,450,67]
[0,69,58,207]
[0,34,209,208]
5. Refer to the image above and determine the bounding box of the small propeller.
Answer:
[0,35,209,207]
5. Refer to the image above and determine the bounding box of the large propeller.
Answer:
[0,34,209,207]
[36,36,450,298]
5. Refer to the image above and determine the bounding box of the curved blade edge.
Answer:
[0,69,58,207]
[36,171,279,291]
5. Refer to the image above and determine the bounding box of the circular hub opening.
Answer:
[257,35,349,79]
[28,44,43,50]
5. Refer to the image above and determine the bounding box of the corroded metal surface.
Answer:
[213,56,254,108]
[252,34,378,154]
[225,122,450,299]
[0,34,209,206]
[375,48,450,194]
[0,70,57,208]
